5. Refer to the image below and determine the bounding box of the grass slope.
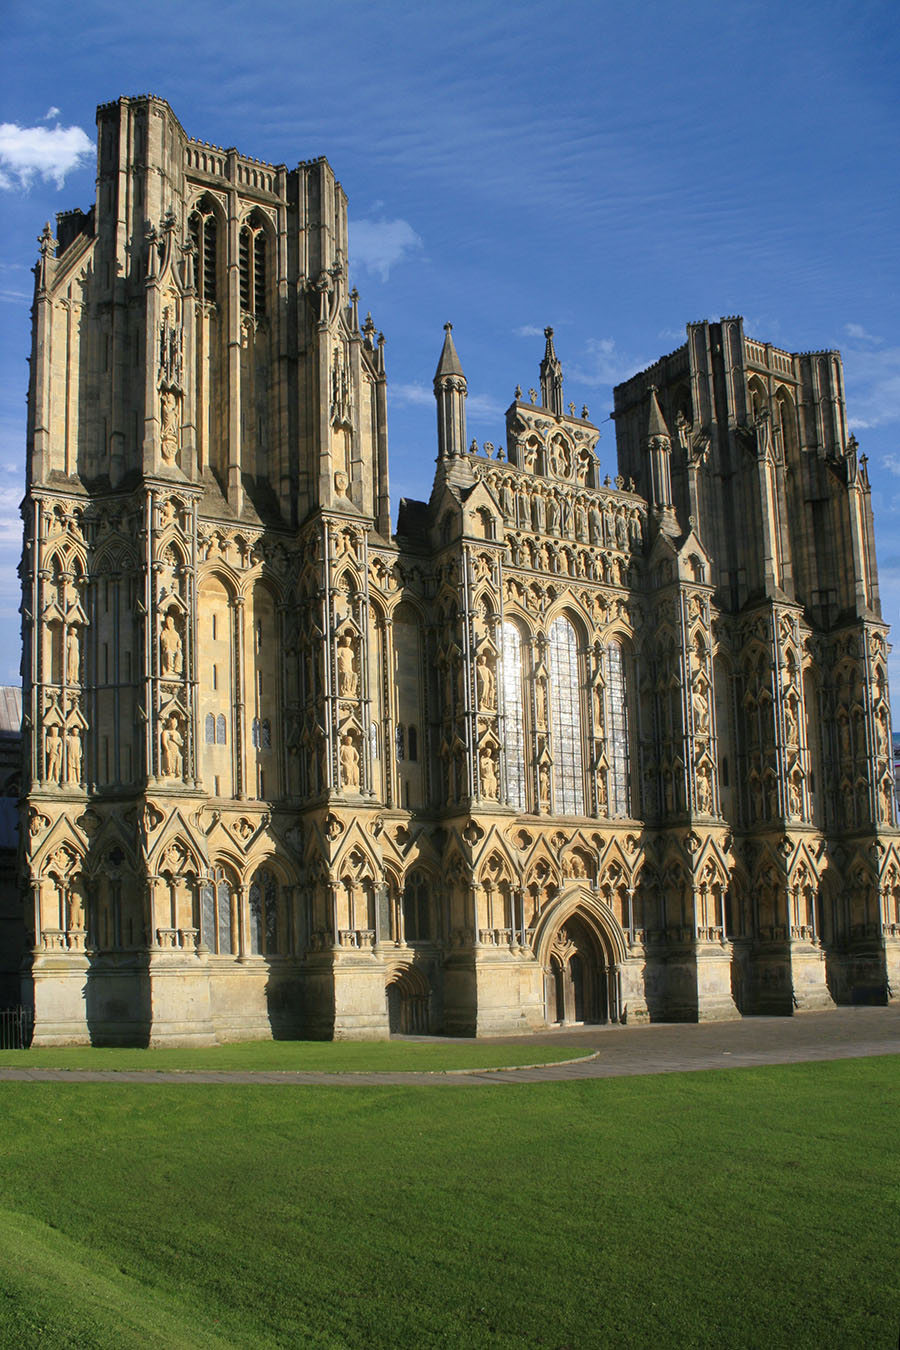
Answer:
[1,1059,898,1348]
[0,1039,590,1074]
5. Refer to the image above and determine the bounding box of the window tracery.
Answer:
[548,616,584,815]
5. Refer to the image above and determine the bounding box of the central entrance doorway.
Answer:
[547,914,608,1024]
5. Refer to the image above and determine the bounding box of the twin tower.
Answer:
[19,96,899,1044]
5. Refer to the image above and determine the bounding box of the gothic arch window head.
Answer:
[189,198,219,303]
[549,615,585,816]
[239,212,268,317]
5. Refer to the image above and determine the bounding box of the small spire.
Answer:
[646,384,670,440]
[540,325,563,416]
[434,322,465,381]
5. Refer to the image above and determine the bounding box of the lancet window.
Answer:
[548,616,584,816]
[501,622,527,810]
[188,203,218,303]
[402,870,431,942]
[200,868,234,955]
[249,867,278,955]
[606,639,630,817]
[239,215,267,316]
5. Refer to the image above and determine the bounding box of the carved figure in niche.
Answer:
[696,764,711,814]
[692,684,710,737]
[879,783,895,820]
[616,514,628,549]
[784,700,799,747]
[160,614,183,677]
[535,675,547,726]
[162,715,183,778]
[838,717,851,757]
[160,499,177,529]
[66,626,80,684]
[546,495,560,533]
[340,732,360,789]
[480,748,498,799]
[523,442,537,472]
[67,883,85,932]
[65,726,82,786]
[549,440,570,478]
[788,777,802,818]
[45,724,62,784]
[160,389,180,464]
[337,634,358,697]
[532,492,545,533]
[875,707,889,756]
[476,651,496,709]
[539,762,551,811]
[588,505,603,545]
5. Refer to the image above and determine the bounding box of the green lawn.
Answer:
[1,1059,898,1348]
[0,1038,593,1073]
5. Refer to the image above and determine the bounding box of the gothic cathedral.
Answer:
[20,96,900,1044]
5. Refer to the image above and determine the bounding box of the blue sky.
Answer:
[2,0,899,690]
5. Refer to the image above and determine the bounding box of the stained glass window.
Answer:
[501,623,527,810]
[549,617,584,815]
[249,868,278,955]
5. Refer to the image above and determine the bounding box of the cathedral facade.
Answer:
[19,96,900,1044]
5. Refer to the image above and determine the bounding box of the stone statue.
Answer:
[692,686,710,737]
[66,626,80,684]
[535,676,547,726]
[337,634,358,697]
[480,748,498,799]
[45,724,62,784]
[160,389,180,464]
[476,651,496,709]
[539,762,551,811]
[784,701,799,746]
[160,614,183,677]
[696,765,711,813]
[340,732,360,789]
[65,726,82,785]
[162,715,183,778]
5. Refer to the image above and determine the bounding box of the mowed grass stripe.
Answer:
[1,1058,897,1349]
[0,1039,591,1074]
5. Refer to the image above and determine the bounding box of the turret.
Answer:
[434,323,467,460]
[645,384,678,536]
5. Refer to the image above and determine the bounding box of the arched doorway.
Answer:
[386,967,430,1034]
[546,914,608,1025]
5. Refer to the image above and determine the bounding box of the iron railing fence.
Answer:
[0,1006,33,1050]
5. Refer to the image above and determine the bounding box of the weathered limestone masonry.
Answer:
[18,96,900,1044]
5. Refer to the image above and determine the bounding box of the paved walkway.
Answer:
[2,1007,898,1086]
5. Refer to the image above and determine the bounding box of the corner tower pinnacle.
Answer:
[539,326,563,416]
[434,323,467,459]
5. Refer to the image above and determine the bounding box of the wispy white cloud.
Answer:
[0,120,93,190]
[845,322,883,345]
[350,217,423,282]
[389,383,504,423]
[0,288,31,304]
[43,107,61,121]
[881,454,900,478]
[514,324,543,338]
[843,333,900,431]
[570,336,649,389]
[390,381,433,408]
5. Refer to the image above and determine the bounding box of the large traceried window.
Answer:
[501,622,527,810]
[239,214,267,316]
[606,639,630,817]
[549,616,584,816]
